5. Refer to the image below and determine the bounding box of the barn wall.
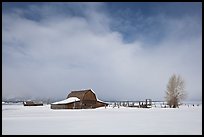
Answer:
[51,101,108,109]
[83,91,97,101]
[93,101,108,108]
[80,101,95,109]
[51,102,81,109]
[24,104,43,106]
[79,91,97,108]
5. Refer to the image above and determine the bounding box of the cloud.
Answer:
[2,3,202,101]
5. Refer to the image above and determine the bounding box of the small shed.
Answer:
[51,89,108,109]
[23,100,43,106]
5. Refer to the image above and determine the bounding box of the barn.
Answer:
[51,89,108,109]
[23,100,43,106]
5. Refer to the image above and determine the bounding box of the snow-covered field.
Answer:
[2,104,202,135]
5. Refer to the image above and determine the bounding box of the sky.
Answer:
[2,2,202,101]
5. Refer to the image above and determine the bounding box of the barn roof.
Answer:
[24,100,43,104]
[67,89,95,100]
[51,97,80,105]
[66,89,107,104]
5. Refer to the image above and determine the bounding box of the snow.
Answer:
[2,104,202,135]
[51,97,80,104]
[96,98,106,103]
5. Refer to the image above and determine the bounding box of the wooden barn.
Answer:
[51,89,108,109]
[23,100,43,106]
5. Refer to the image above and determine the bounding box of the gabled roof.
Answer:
[67,89,95,100]
[66,89,107,104]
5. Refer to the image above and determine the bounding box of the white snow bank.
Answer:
[2,104,202,135]
[51,97,80,105]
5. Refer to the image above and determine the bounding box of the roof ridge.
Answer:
[71,88,93,92]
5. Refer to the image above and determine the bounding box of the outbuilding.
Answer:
[23,100,43,106]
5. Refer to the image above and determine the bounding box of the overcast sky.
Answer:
[2,2,202,101]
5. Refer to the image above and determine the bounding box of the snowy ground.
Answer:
[2,104,202,135]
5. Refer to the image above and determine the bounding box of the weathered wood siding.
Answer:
[51,101,81,109]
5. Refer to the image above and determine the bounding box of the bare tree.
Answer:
[165,74,186,108]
